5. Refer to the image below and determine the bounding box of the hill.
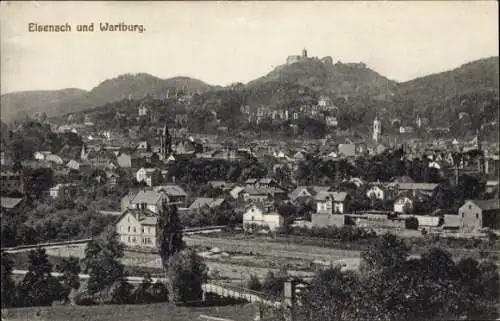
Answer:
[0,88,88,122]
[398,56,499,105]
[90,73,215,102]
[393,56,499,126]
[247,58,397,100]
[0,74,215,122]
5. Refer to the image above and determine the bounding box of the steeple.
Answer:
[80,144,88,160]
[159,122,172,160]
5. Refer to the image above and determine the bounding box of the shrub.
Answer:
[405,217,419,230]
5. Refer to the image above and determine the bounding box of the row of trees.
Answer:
[292,233,499,321]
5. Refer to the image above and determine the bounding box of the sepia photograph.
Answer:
[0,1,499,320]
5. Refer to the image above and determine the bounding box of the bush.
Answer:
[405,217,419,230]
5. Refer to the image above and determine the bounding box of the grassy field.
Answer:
[1,303,259,321]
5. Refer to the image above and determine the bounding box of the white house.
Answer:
[393,196,413,214]
[138,104,149,117]
[66,160,80,171]
[243,203,284,231]
[34,151,51,161]
[116,208,157,248]
[49,183,77,199]
[46,154,64,165]
[366,185,385,200]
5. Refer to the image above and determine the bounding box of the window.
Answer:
[251,216,254,221]
[128,236,131,242]
[133,227,136,233]
[142,227,145,233]
[132,237,136,243]
[128,226,131,232]
[476,213,479,219]
[469,205,472,210]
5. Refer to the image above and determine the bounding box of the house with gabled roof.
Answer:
[116,208,157,248]
[1,197,23,212]
[188,198,229,213]
[243,203,284,232]
[315,191,350,214]
[153,185,188,205]
[288,186,330,202]
[122,190,168,214]
[458,199,500,232]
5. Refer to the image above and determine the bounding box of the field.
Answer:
[1,303,258,321]
[11,237,361,282]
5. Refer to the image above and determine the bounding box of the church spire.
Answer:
[160,122,172,160]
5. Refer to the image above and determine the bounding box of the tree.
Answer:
[83,231,125,294]
[297,267,361,321]
[247,274,263,292]
[131,273,153,304]
[156,202,184,272]
[1,251,16,307]
[360,233,409,273]
[55,256,81,296]
[166,249,207,304]
[17,248,60,307]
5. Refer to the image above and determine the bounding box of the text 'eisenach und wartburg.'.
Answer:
[28,22,146,33]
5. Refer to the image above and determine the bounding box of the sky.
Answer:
[1,1,498,94]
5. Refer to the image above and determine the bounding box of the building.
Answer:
[286,48,308,65]
[116,208,157,248]
[393,196,413,214]
[243,203,284,231]
[311,213,347,228]
[154,185,188,205]
[387,182,438,198]
[34,151,52,161]
[338,144,356,157]
[458,199,500,232]
[46,154,64,165]
[136,167,161,187]
[66,160,80,171]
[288,186,330,203]
[1,197,23,213]
[188,198,227,212]
[49,183,77,199]
[158,122,172,161]
[366,185,385,200]
[315,191,350,214]
[138,104,149,117]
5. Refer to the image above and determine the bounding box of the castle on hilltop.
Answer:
[285,48,337,66]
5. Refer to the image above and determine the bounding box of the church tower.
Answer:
[159,122,172,160]
[302,48,308,58]
[80,144,88,160]
[373,115,381,143]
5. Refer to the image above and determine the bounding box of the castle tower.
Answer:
[373,115,381,143]
[159,122,172,160]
